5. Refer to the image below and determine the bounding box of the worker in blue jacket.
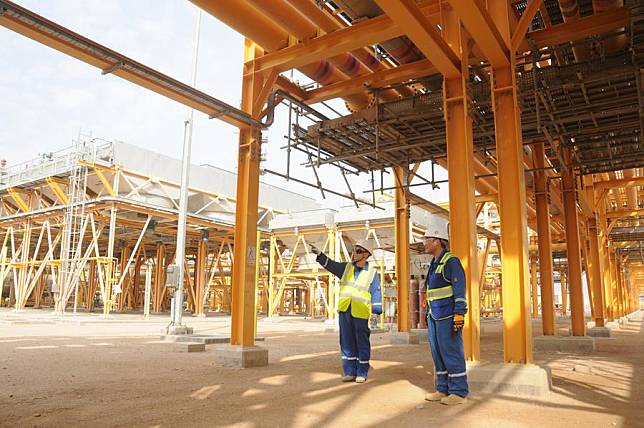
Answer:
[311,239,382,383]
[422,220,469,405]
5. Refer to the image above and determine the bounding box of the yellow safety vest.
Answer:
[338,263,376,319]
[426,251,455,303]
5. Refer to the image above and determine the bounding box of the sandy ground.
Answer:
[1,308,643,428]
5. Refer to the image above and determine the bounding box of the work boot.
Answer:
[440,394,466,405]
[355,376,367,383]
[424,391,447,402]
[341,375,356,382]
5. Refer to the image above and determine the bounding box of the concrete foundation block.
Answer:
[164,325,194,335]
[587,327,611,338]
[533,335,595,353]
[174,342,205,353]
[389,331,419,345]
[213,345,268,368]
[410,328,428,343]
[161,335,230,345]
[467,363,551,397]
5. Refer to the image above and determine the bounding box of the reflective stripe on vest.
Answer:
[338,263,375,319]
[426,252,454,302]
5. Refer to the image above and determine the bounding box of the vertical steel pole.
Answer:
[171,10,201,329]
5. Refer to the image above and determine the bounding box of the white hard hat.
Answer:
[423,216,449,241]
[354,239,377,255]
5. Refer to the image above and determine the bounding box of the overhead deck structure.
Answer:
[0,0,642,367]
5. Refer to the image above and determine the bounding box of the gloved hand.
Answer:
[453,314,465,332]
[310,245,319,255]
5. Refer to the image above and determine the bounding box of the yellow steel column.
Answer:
[489,0,532,363]
[104,204,118,316]
[194,238,207,317]
[609,249,619,319]
[530,254,539,318]
[153,243,166,313]
[561,271,568,316]
[616,256,624,317]
[533,142,555,334]
[394,166,410,332]
[561,149,585,335]
[596,196,613,320]
[16,220,31,311]
[441,3,479,361]
[230,39,264,347]
[586,218,605,327]
[268,235,276,317]
[580,233,594,319]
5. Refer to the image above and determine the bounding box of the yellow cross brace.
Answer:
[7,188,30,212]
[45,177,69,205]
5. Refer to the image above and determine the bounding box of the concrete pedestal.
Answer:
[586,327,611,338]
[389,331,419,345]
[161,334,230,344]
[605,321,620,329]
[174,342,205,352]
[467,363,551,397]
[213,345,268,368]
[533,335,595,352]
[164,325,193,335]
[410,328,428,343]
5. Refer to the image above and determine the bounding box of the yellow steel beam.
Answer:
[394,166,411,332]
[230,39,264,347]
[561,148,586,336]
[249,1,441,75]
[594,175,644,192]
[511,0,543,53]
[605,208,644,219]
[94,168,116,197]
[446,0,510,67]
[7,188,30,212]
[376,0,460,78]
[45,177,69,204]
[586,218,606,327]
[275,75,307,101]
[250,14,403,75]
[533,143,555,335]
[489,0,532,364]
[596,200,614,321]
[528,7,630,48]
[530,254,538,318]
[441,5,479,361]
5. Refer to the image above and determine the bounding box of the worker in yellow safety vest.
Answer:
[422,218,469,405]
[311,239,382,383]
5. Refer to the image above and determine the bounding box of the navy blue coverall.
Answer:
[426,249,469,397]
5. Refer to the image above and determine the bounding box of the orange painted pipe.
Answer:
[191,0,372,109]
[248,0,400,104]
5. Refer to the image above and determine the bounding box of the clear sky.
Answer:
[0,0,450,209]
